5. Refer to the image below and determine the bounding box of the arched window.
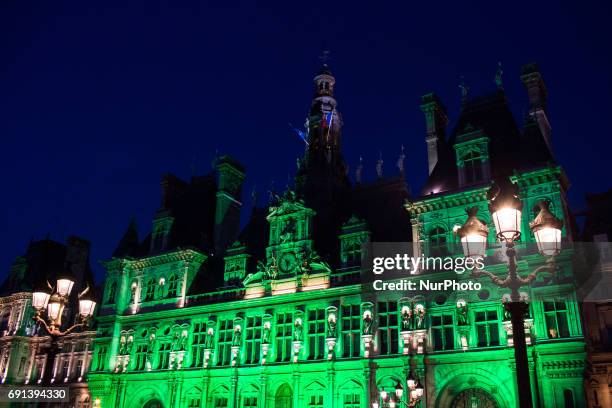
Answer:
[106,281,117,304]
[167,274,180,298]
[463,151,483,184]
[144,279,155,301]
[429,226,448,256]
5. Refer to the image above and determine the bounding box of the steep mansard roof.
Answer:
[421,90,555,197]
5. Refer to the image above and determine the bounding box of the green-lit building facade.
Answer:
[87,64,586,408]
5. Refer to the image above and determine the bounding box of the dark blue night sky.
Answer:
[1,1,611,283]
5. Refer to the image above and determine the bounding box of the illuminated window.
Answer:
[106,281,117,304]
[242,396,258,408]
[167,274,180,297]
[158,343,171,369]
[341,305,360,357]
[134,345,147,371]
[475,310,500,347]
[463,151,483,184]
[429,227,448,257]
[191,322,208,367]
[544,301,570,338]
[431,314,455,351]
[245,316,262,364]
[144,279,155,301]
[308,394,324,408]
[216,320,234,366]
[307,309,326,360]
[214,397,228,408]
[343,394,360,408]
[93,345,108,371]
[377,301,399,355]
[275,313,293,362]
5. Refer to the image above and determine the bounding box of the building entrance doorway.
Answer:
[142,399,164,408]
[275,384,293,408]
[450,388,499,408]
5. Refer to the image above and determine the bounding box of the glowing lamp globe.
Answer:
[79,299,96,317]
[380,390,388,401]
[457,207,489,260]
[372,403,379,408]
[47,299,62,321]
[395,382,404,398]
[529,200,563,256]
[415,380,424,397]
[32,291,50,310]
[56,278,75,297]
[407,371,416,389]
[489,188,523,242]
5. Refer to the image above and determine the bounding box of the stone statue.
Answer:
[362,311,373,335]
[457,303,469,326]
[401,306,412,331]
[232,326,242,346]
[262,322,271,344]
[327,313,337,338]
[355,156,363,184]
[397,145,405,175]
[293,319,303,342]
[495,61,504,90]
[459,76,469,101]
[414,305,426,330]
[204,327,215,349]
[119,335,127,355]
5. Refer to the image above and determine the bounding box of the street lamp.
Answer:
[373,371,424,407]
[457,185,563,408]
[32,279,96,337]
[456,206,489,260]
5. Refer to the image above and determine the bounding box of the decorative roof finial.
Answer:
[376,151,384,179]
[495,61,504,90]
[459,75,469,102]
[251,185,257,208]
[355,156,363,184]
[397,145,406,176]
[319,50,331,66]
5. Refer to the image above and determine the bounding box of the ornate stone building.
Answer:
[0,236,96,407]
[87,63,586,408]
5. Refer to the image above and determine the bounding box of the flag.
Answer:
[322,111,334,129]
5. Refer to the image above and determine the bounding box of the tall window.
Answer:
[106,281,117,304]
[214,397,228,408]
[144,279,155,301]
[308,394,324,408]
[463,151,483,184]
[429,227,448,257]
[378,301,399,355]
[61,360,69,379]
[134,345,147,371]
[431,314,455,351]
[167,273,180,297]
[307,309,326,360]
[94,345,108,371]
[187,398,201,408]
[341,305,360,358]
[245,316,262,364]
[543,301,570,338]
[275,313,293,362]
[475,310,500,347]
[563,389,575,408]
[242,396,258,408]
[191,322,208,367]
[342,239,362,268]
[159,342,171,369]
[216,320,233,366]
[343,394,360,408]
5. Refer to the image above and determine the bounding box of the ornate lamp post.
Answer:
[457,189,563,408]
[372,372,424,408]
[31,276,96,384]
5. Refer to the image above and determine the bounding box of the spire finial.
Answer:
[397,145,406,176]
[376,151,384,179]
[319,50,331,66]
[356,155,363,184]
[495,61,504,90]
[459,76,470,102]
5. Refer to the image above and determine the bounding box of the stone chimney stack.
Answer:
[521,63,553,153]
[420,93,448,175]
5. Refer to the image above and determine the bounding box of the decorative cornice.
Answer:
[405,186,490,215]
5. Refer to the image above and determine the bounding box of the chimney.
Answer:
[214,156,246,254]
[420,93,448,175]
[521,63,552,152]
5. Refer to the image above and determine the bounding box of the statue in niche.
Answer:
[146,333,156,366]
[327,313,337,338]
[362,310,373,335]
[262,322,271,344]
[280,218,296,243]
[232,325,242,347]
[204,327,215,349]
[176,330,187,352]
[414,305,426,330]
[119,335,128,355]
[456,301,469,326]
[293,318,303,342]
[401,306,412,331]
